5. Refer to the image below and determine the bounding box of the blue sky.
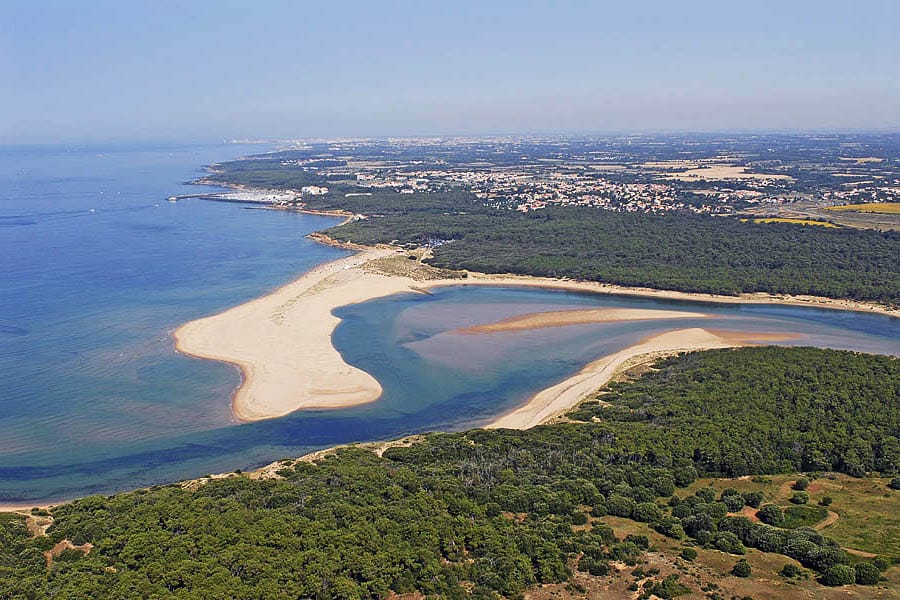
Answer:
[2,0,898,142]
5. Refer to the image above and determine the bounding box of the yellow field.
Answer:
[826,202,900,214]
[743,217,839,227]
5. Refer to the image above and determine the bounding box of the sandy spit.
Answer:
[485,328,800,430]
[174,240,892,423]
[174,248,413,421]
[454,307,710,334]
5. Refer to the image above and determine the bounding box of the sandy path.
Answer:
[814,510,840,531]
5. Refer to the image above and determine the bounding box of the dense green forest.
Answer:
[203,157,900,304]
[330,206,900,304]
[1,347,897,598]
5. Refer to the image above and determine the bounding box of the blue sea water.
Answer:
[1,143,898,502]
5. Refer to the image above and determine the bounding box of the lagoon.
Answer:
[1,144,898,502]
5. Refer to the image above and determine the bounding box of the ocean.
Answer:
[1,143,898,502]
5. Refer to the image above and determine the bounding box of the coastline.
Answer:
[485,328,801,430]
[175,225,896,424]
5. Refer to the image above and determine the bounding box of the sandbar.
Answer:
[175,238,891,423]
[454,307,710,334]
[175,248,410,421]
[486,328,801,430]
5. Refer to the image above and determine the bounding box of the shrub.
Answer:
[780,563,801,578]
[654,517,686,540]
[714,531,746,555]
[625,534,650,550]
[821,564,855,586]
[579,556,610,576]
[854,562,881,585]
[819,496,833,507]
[792,477,810,491]
[789,491,809,505]
[680,547,698,561]
[743,491,764,508]
[731,559,752,577]
[640,575,690,599]
[756,504,785,527]
[889,477,900,490]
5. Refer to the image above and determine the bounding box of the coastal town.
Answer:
[198,135,900,227]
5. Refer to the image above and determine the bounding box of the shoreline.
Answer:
[191,181,896,316]
[175,224,896,424]
[9,202,894,507]
[485,327,802,430]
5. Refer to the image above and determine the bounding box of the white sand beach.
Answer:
[485,328,800,430]
[174,243,887,423]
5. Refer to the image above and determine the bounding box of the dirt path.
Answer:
[813,510,840,531]
[43,539,92,570]
[844,547,878,558]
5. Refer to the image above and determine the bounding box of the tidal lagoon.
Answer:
[1,144,898,502]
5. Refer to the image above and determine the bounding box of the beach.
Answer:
[486,327,800,430]
[175,247,719,422]
[174,248,402,421]
[174,240,891,424]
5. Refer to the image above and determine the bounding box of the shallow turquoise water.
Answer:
[1,144,898,502]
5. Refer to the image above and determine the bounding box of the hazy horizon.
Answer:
[3,0,899,144]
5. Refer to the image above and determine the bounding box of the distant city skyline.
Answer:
[2,0,899,143]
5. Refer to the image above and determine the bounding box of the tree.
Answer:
[790,491,809,505]
[732,559,752,577]
[632,502,663,523]
[792,478,810,491]
[821,565,855,586]
[720,490,745,512]
[854,562,880,585]
[607,494,636,518]
[743,491,764,508]
[756,504,785,527]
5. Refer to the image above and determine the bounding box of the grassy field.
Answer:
[783,505,830,529]
[826,202,900,214]
[683,473,900,558]
[591,515,900,600]
[743,217,840,227]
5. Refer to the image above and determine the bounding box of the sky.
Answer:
[1,0,898,143]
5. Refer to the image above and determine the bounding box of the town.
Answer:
[207,134,900,227]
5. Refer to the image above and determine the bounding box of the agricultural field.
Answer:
[827,203,900,214]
